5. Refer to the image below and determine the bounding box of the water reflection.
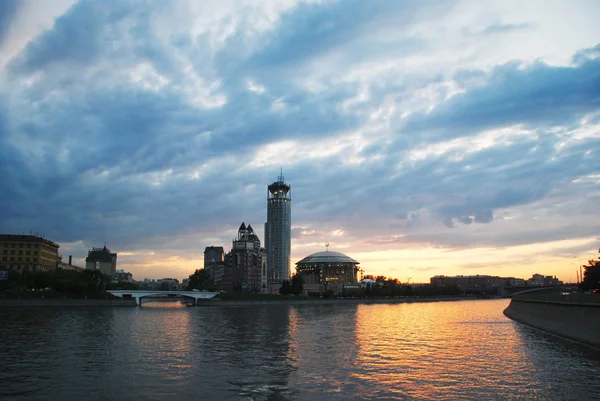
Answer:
[512,322,600,399]
[211,305,295,399]
[1,300,599,401]
[0,308,117,400]
[287,304,362,399]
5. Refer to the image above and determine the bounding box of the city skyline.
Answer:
[1,1,599,282]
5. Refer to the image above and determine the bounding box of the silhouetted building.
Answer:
[295,249,360,296]
[0,234,60,273]
[57,255,84,271]
[430,275,504,289]
[430,273,562,294]
[157,278,179,290]
[265,173,291,283]
[220,223,267,293]
[114,269,133,283]
[85,245,117,277]
[204,246,225,282]
[526,273,563,286]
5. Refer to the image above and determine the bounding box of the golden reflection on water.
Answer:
[351,299,524,399]
[2,300,600,400]
[127,300,193,382]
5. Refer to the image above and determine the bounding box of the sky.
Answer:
[1,0,599,283]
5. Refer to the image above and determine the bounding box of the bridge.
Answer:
[107,290,219,306]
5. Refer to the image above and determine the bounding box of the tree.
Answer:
[107,281,138,290]
[581,259,600,292]
[279,280,292,295]
[187,269,212,291]
[188,269,210,290]
[291,273,303,295]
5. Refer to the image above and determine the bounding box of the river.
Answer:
[1,299,598,400]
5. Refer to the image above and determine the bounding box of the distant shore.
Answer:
[0,295,471,308]
[197,295,468,307]
[0,298,137,307]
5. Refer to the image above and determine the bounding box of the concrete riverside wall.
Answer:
[504,294,600,349]
[0,299,137,307]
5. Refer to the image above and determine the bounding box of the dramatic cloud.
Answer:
[0,0,19,46]
[1,0,599,281]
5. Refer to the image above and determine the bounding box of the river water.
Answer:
[1,299,599,400]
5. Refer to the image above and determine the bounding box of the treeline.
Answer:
[344,283,461,298]
[187,269,216,291]
[0,269,137,297]
[279,274,303,295]
[581,259,600,292]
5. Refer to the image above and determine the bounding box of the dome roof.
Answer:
[296,250,359,265]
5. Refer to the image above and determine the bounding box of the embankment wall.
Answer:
[503,294,600,349]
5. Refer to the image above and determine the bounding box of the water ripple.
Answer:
[1,300,599,400]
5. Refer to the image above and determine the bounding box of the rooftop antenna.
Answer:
[279,166,284,182]
[325,242,330,252]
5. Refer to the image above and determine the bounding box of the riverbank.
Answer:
[0,299,137,307]
[197,296,467,307]
[0,295,468,308]
[503,293,600,349]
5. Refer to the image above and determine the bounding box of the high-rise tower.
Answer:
[265,171,291,282]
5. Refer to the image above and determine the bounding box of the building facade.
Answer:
[219,223,267,293]
[204,246,225,283]
[430,274,563,294]
[204,246,224,268]
[57,255,84,272]
[85,245,117,277]
[526,274,563,286]
[265,173,291,282]
[0,234,60,273]
[295,250,360,296]
[114,269,133,283]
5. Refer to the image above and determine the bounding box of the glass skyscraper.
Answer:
[265,173,291,282]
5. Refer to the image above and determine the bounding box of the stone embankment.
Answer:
[504,293,600,349]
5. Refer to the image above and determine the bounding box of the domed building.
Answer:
[295,250,360,295]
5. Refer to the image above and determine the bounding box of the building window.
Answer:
[10,250,14,255]
[18,257,22,262]
[26,244,31,248]
[19,244,23,248]
[18,250,23,255]
[26,250,30,255]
